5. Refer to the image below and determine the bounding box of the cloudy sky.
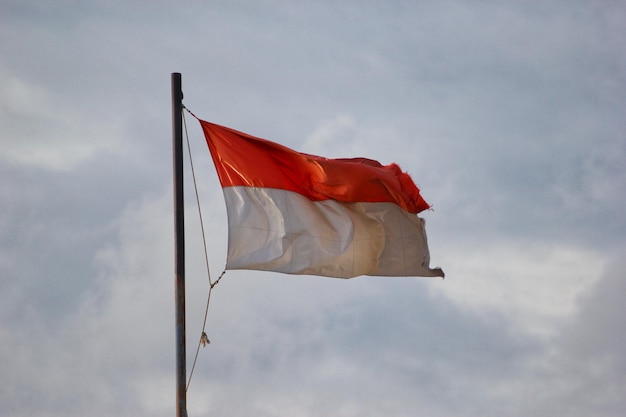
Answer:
[2,1,625,416]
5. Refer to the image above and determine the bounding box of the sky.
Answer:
[1,0,625,416]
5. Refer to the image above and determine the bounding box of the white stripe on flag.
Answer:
[223,186,444,278]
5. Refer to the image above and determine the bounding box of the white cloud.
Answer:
[0,70,126,170]
[1,1,625,416]
[432,242,606,337]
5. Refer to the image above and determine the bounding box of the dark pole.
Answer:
[171,72,187,417]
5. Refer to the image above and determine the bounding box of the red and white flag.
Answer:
[199,119,444,279]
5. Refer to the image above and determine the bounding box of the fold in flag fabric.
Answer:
[199,119,444,279]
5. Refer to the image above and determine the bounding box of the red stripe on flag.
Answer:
[200,120,430,214]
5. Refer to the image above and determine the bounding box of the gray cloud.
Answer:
[1,1,625,416]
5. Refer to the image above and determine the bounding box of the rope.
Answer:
[181,106,226,391]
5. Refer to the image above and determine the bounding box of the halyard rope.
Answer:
[182,106,226,391]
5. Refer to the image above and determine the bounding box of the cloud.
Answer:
[1,1,625,416]
[0,70,127,170]
[432,242,606,337]
[516,251,626,417]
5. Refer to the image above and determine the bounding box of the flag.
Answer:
[199,119,444,279]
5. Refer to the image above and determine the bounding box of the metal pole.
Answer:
[171,72,187,417]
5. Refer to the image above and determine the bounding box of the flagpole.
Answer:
[171,72,187,417]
